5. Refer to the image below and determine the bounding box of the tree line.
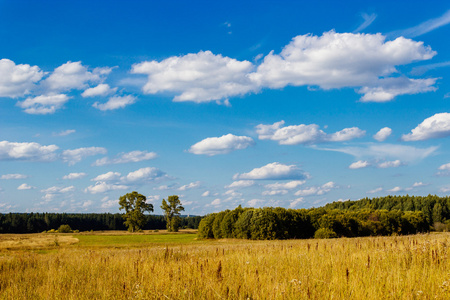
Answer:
[0,213,201,233]
[198,194,450,240]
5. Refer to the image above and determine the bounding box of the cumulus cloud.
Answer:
[43,61,111,92]
[17,94,70,114]
[93,95,136,111]
[122,167,167,183]
[210,198,221,206]
[178,181,201,191]
[402,113,450,141]
[349,160,370,169]
[131,50,256,103]
[92,172,121,182]
[93,150,157,166]
[250,31,436,99]
[359,77,437,102]
[62,172,87,180]
[85,182,128,194]
[295,181,337,197]
[256,121,365,145]
[377,160,403,168]
[322,143,437,163]
[0,59,43,98]
[81,83,117,98]
[202,191,210,197]
[188,134,254,156]
[61,147,107,165]
[0,141,58,161]
[373,127,392,142]
[233,162,308,180]
[247,199,265,207]
[100,196,118,209]
[1,173,28,180]
[225,180,255,189]
[388,186,402,193]
[264,180,305,190]
[17,183,35,190]
[439,163,450,170]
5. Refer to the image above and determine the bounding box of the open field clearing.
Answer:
[0,232,450,299]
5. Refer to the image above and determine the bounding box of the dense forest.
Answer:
[0,213,202,233]
[198,195,450,240]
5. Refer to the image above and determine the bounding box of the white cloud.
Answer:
[131,50,256,103]
[53,129,76,137]
[85,182,128,194]
[1,173,28,180]
[388,186,402,193]
[392,10,450,38]
[295,181,337,196]
[373,127,392,142]
[17,183,35,190]
[154,185,173,190]
[439,163,450,170]
[0,59,43,98]
[93,150,157,166]
[82,200,93,208]
[247,199,264,207]
[188,134,254,156]
[377,160,402,168]
[354,13,377,32]
[322,143,437,163]
[122,167,167,183]
[262,190,288,196]
[234,162,308,180]
[61,147,107,165]
[101,197,118,209]
[367,187,383,194]
[402,113,450,141]
[92,172,121,182]
[225,180,255,189]
[264,180,305,190]
[256,121,365,145]
[178,181,201,191]
[62,172,87,180]
[17,94,70,114]
[81,83,117,97]
[0,141,58,161]
[41,185,75,201]
[250,31,436,99]
[412,182,428,188]
[349,160,370,169]
[43,61,111,92]
[211,198,221,206]
[202,191,210,197]
[289,197,304,208]
[359,77,437,102]
[93,95,136,111]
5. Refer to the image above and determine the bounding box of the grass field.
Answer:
[0,231,449,299]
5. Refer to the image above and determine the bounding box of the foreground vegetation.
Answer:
[0,231,449,299]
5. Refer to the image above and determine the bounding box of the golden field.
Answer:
[0,231,449,299]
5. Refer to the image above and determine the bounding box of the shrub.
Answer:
[314,228,338,239]
[57,224,73,233]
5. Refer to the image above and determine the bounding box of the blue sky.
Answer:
[1,0,450,214]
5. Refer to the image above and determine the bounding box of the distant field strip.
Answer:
[75,232,199,247]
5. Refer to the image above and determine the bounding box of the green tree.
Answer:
[119,191,154,232]
[161,195,185,232]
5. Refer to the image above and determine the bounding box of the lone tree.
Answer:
[119,191,153,232]
[161,195,185,232]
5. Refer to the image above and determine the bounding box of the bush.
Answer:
[314,228,338,239]
[57,224,73,233]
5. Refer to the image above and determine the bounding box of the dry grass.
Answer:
[0,234,78,250]
[0,232,449,299]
